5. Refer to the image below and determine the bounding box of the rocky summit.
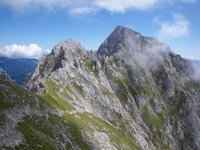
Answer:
[1,26,200,150]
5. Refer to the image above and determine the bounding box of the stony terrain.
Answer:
[1,26,200,150]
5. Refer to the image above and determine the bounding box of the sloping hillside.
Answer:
[1,26,200,150]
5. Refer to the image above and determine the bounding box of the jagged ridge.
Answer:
[27,26,200,150]
[1,26,200,150]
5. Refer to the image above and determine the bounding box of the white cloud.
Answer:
[0,0,198,14]
[157,14,190,40]
[0,0,68,13]
[69,7,96,15]
[94,0,157,12]
[0,0,157,12]
[0,44,48,59]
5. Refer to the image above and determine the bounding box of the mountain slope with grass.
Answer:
[1,26,200,150]
[0,69,94,149]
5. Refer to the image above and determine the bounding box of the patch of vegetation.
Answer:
[40,93,73,111]
[64,114,91,150]
[16,114,89,150]
[113,79,129,103]
[0,112,7,126]
[127,82,155,98]
[0,91,6,100]
[137,86,154,94]
[72,82,85,97]
[64,112,141,150]
[49,114,90,150]
[125,65,156,97]
[17,117,55,150]
[84,59,99,76]
[85,60,93,71]
[108,56,116,66]
[142,103,164,129]
[127,84,138,98]
[170,72,179,80]
[109,113,136,143]
[11,85,37,107]
[0,82,37,110]
[41,79,74,111]
[167,92,188,132]
[45,78,58,89]
[62,88,72,99]
[100,86,113,96]
[182,81,200,92]
[115,78,154,103]
[142,103,169,149]
[0,99,14,112]
[148,130,172,150]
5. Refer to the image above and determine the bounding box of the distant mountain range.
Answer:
[0,56,37,84]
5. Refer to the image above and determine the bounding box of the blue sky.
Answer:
[0,0,199,59]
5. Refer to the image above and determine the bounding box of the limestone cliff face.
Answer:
[0,70,95,149]
[27,26,200,150]
[1,26,200,150]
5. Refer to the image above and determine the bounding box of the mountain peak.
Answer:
[52,39,83,56]
[24,25,200,150]
[114,25,141,36]
[97,25,153,57]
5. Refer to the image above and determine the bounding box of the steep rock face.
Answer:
[26,26,200,150]
[28,39,88,92]
[97,26,168,58]
[0,70,97,149]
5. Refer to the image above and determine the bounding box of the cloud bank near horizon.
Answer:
[0,44,49,59]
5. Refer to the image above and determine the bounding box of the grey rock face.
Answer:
[3,26,200,149]
[97,25,169,58]
[0,69,12,81]
[170,53,194,78]
[27,39,89,93]
[28,26,200,150]
[0,70,84,149]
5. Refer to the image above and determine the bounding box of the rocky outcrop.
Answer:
[1,26,200,149]
[0,70,92,149]
[27,26,200,150]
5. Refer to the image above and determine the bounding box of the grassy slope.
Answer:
[0,76,140,149]
[40,78,141,150]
